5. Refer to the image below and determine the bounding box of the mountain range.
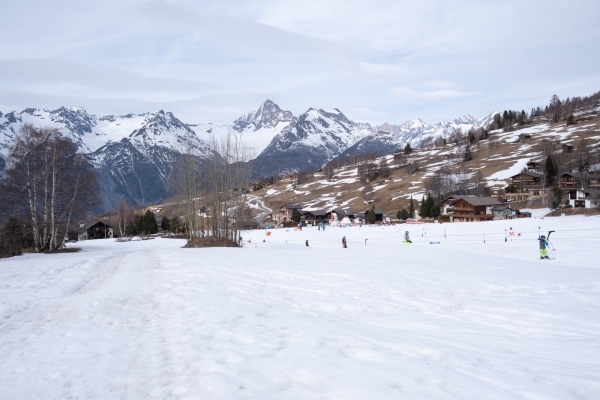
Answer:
[0,101,496,210]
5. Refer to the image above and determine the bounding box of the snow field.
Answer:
[0,215,599,399]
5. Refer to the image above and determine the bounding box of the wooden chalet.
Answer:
[325,208,356,221]
[510,171,543,188]
[450,197,502,222]
[526,161,542,173]
[68,221,113,241]
[440,195,475,215]
[300,210,328,223]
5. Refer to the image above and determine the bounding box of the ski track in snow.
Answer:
[1,215,600,399]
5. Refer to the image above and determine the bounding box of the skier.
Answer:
[342,236,347,248]
[306,240,309,247]
[539,235,549,259]
[404,231,412,244]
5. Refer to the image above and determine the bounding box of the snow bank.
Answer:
[1,216,599,399]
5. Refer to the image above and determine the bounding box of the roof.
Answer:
[519,211,532,215]
[440,195,475,203]
[456,197,503,207]
[569,188,600,196]
[332,208,355,216]
[283,204,302,210]
[365,208,385,214]
[562,143,574,147]
[510,171,544,179]
[70,221,112,234]
[301,209,327,216]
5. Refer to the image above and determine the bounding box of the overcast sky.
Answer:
[1,0,599,125]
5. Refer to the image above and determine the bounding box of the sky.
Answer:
[1,0,599,125]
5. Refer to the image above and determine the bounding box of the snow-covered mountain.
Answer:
[0,100,498,210]
[253,108,373,175]
[189,99,294,157]
[336,113,498,159]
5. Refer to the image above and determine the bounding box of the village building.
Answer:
[440,195,475,215]
[275,204,302,223]
[526,161,542,173]
[490,204,513,219]
[506,170,544,201]
[448,197,503,222]
[325,209,356,221]
[68,221,113,241]
[300,210,328,224]
[364,208,385,222]
[568,189,600,208]
[562,144,575,153]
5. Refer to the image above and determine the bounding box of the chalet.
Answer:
[450,197,503,222]
[519,133,532,141]
[568,189,600,208]
[559,172,600,190]
[562,144,574,153]
[68,221,113,241]
[526,161,542,173]
[490,204,512,219]
[364,208,385,222]
[516,211,532,218]
[559,172,580,190]
[510,171,543,189]
[276,204,302,222]
[325,208,356,221]
[300,210,328,223]
[440,195,475,215]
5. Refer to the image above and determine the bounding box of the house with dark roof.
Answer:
[364,208,385,222]
[68,221,113,241]
[300,210,328,223]
[325,209,356,221]
[491,204,512,219]
[568,188,600,208]
[440,195,476,215]
[450,197,503,222]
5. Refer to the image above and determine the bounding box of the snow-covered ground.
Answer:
[1,215,599,399]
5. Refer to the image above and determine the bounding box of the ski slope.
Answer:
[1,215,599,399]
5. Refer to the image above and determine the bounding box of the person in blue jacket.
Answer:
[539,235,549,259]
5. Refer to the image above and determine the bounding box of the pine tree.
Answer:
[140,210,158,237]
[170,216,180,233]
[408,196,415,219]
[468,131,476,144]
[544,154,557,186]
[404,143,413,155]
[368,205,376,224]
[419,195,431,219]
[463,143,473,161]
[396,209,409,221]
[291,208,301,223]
[160,214,171,231]
[566,114,575,125]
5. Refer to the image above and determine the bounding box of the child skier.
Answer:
[342,236,347,248]
[539,235,549,259]
[404,231,412,244]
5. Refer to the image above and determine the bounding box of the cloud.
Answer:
[390,86,474,99]
[0,59,218,98]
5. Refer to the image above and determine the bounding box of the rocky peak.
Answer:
[234,99,293,131]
